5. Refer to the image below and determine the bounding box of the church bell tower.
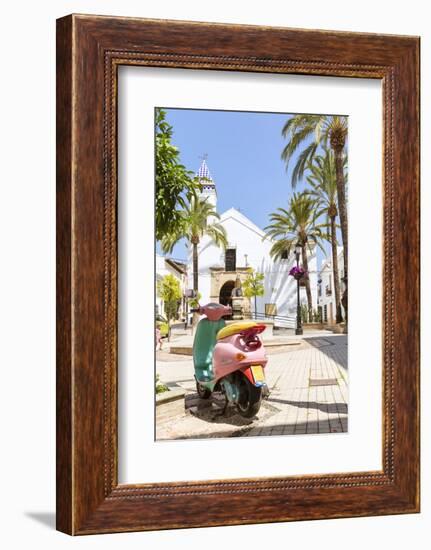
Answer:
[197,158,217,210]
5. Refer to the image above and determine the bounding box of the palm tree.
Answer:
[306,149,345,323]
[281,115,348,316]
[161,196,228,297]
[264,192,328,320]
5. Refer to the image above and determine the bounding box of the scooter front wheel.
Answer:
[236,374,262,418]
[196,380,212,399]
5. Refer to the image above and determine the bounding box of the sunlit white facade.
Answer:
[185,160,318,321]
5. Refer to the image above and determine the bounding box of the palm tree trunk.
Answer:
[301,243,313,322]
[333,148,348,320]
[192,241,199,328]
[330,215,343,323]
[192,242,198,292]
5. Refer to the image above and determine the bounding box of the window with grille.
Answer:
[225,248,236,271]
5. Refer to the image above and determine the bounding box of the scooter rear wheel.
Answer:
[236,374,262,418]
[196,381,211,399]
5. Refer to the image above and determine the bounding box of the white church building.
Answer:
[186,160,318,321]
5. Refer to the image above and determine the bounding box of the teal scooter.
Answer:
[190,303,268,418]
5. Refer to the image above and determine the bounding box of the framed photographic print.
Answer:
[56,14,420,535]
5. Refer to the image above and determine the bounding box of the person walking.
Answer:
[155,325,163,351]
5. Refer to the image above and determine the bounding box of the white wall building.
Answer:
[155,255,188,320]
[318,246,345,324]
[186,160,318,322]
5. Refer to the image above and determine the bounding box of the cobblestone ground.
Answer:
[156,334,348,440]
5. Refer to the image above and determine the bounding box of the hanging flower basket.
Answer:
[289,266,308,281]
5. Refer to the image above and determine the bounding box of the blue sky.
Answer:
[158,107,332,265]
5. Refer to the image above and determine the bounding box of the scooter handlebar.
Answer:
[190,303,232,321]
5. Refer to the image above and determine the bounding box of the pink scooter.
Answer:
[191,303,269,418]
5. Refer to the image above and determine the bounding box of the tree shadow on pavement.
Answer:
[172,418,348,440]
[267,397,348,415]
[303,334,348,369]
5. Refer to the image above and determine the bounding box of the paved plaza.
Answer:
[156,330,348,440]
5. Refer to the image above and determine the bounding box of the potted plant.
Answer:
[289,266,308,281]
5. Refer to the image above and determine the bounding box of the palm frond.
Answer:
[269,238,295,260]
[291,142,318,187]
[264,191,328,261]
[281,114,347,191]
[281,126,314,166]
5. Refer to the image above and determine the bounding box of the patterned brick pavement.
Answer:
[156,334,348,440]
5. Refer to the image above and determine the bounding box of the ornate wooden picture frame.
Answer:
[56,14,420,535]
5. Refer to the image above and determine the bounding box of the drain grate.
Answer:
[309,378,338,386]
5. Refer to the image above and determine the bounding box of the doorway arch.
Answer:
[219,280,235,307]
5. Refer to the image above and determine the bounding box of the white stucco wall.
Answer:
[186,207,317,319]
[155,254,187,318]
[318,247,345,323]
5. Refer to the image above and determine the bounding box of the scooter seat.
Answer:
[217,321,259,340]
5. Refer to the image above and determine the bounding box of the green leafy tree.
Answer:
[306,148,346,323]
[161,196,228,299]
[281,114,348,318]
[265,192,328,319]
[242,269,265,317]
[300,304,309,324]
[156,274,182,340]
[187,291,201,310]
[155,108,198,241]
[300,304,321,324]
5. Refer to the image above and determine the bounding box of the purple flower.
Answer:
[289,266,307,279]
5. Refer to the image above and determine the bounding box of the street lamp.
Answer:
[295,242,303,335]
